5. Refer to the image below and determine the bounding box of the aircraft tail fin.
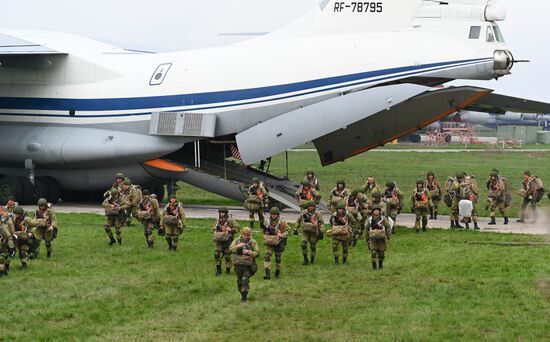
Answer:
[270,0,424,37]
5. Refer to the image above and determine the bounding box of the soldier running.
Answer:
[230,227,260,303]
[31,198,58,258]
[213,207,240,276]
[12,206,39,270]
[410,180,431,232]
[366,205,391,271]
[426,171,442,220]
[102,189,129,245]
[487,171,509,225]
[295,200,324,265]
[243,177,268,229]
[137,189,160,248]
[328,180,350,214]
[329,203,355,265]
[161,194,186,251]
[382,181,403,233]
[517,171,544,223]
[262,207,289,279]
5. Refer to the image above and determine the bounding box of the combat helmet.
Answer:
[335,202,345,210]
[218,207,229,213]
[301,180,311,187]
[37,198,48,207]
[13,206,24,215]
[251,177,260,184]
[242,227,252,235]
[385,181,395,188]
[270,207,280,215]
[123,178,132,185]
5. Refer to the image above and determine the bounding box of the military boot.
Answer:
[263,269,271,280]
[21,262,27,270]
[117,238,122,245]
[450,221,456,229]
[488,217,496,225]
[504,217,509,225]
[215,265,222,277]
[378,260,383,270]
[429,207,434,220]
[342,257,347,265]
[465,222,470,229]
[275,269,280,278]
[47,250,52,258]
[109,237,117,246]
[302,254,309,265]
[455,220,464,229]
[334,257,339,265]
[241,291,248,303]
[310,256,315,265]
[226,267,231,275]
[434,212,438,220]
[371,261,377,271]
[516,218,525,223]
[474,222,480,230]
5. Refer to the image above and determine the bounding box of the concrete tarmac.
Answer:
[54,203,549,236]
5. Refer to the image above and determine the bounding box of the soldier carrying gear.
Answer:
[230,227,260,303]
[344,189,364,246]
[138,189,160,248]
[295,200,324,265]
[31,198,58,258]
[0,214,16,277]
[426,171,442,220]
[295,180,315,210]
[364,176,381,201]
[487,171,509,225]
[213,207,240,276]
[366,204,391,271]
[243,177,268,229]
[304,170,320,191]
[120,178,142,226]
[12,206,40,270]
[103,172,126,198]
[0,207,15,274]
[328,202,356,265]
[410,180,431,233]
[517,171,544,223]
[161,194,186,251]
[262,207,289,279]
[446,173,464,229]
[102,189,129,245]
[328,180,350,214]
[382,181,403,234]
[4,196,18,214]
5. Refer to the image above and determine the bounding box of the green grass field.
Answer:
[2,213,549,341]
[176,149,550,218]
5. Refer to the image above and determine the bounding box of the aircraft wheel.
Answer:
[42,177,62,204]
[0,176,24,205]
[17,177,35,204]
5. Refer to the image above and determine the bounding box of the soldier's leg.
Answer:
[148,221,155,247]
[309,234,318,264]
[223,242,232,273]
[332,238,340,264]
[171,227,182,250]
[378,250,385,269]
[241,266,252,293]
[234,265,244,293]
[530,198,538,221]
[414,208,421,232]
[105,217,116,244]
[371,248,378,270]
[518,197,529,222]
[498,201,508,224]
[44,230,54,258]
[249,211,255,228]
[32,228,44,258]
[274,249,283,277]
[300,232,309,265]
[19,241,29,269]
[433,200,439,219]
[342,240,349,264]
[421,208,428,231]
[0,254,6,276]
[165,225,173,250]
[114,218,123,244]
[264,245,273,271]
[214,242,223,268]
[258,210,265,227]
[125,208,132,226]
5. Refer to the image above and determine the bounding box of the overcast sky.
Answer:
[2,0,549,102]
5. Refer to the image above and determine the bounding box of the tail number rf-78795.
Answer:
[333,2,383,13]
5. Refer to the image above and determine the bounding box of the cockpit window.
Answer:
[486,26,495,42]
[493,25,505,43]
[469,26,481,39]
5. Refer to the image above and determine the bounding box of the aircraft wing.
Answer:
[236,84,491,166]
[464,93,550,114]
[0,33,67,69]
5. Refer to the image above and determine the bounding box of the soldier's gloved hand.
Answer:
[293,228,298,236]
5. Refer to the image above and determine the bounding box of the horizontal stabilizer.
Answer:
[465,93,550,114]
[235,83,432,165]
[313,86,491,165]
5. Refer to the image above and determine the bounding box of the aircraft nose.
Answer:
[493,50,513,76]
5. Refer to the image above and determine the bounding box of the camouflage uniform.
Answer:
[366,206,391,271]
[295,180,316,210]
[120,178,142,226]
[459,175,480,229]
[410,180,431,232]
[329,204,355,265]
[0,219,15,277]
[344,190,363,245]
[103,172,125,198]
[295,201,324,265]
[138,190,160,248]
[13,207,39,269]
[213,207,240,276]
[328,181,350,213]
[244,178,268,228]
[381,182,403,233]
[487,172,509,225]
[161,196,186,251]
[517,171,543,223]
[304,170,320,191]
[365,192,386,217]
[102,190,129,245]
[4,197,17,214]
[363,177,381,201]
[31,198,58,258]
[262,207,289,279]
[0,210,15,273]
[426,171,442,220]
[446,174,463,228]
[230,228,260,302]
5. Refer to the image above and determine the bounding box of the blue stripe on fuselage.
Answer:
[0,58,491,114]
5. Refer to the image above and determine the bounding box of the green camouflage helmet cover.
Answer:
[14,206,25,215]
[270,207,280,215]
[37,198,48,207]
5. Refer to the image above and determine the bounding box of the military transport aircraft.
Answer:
[1,0,549,207]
